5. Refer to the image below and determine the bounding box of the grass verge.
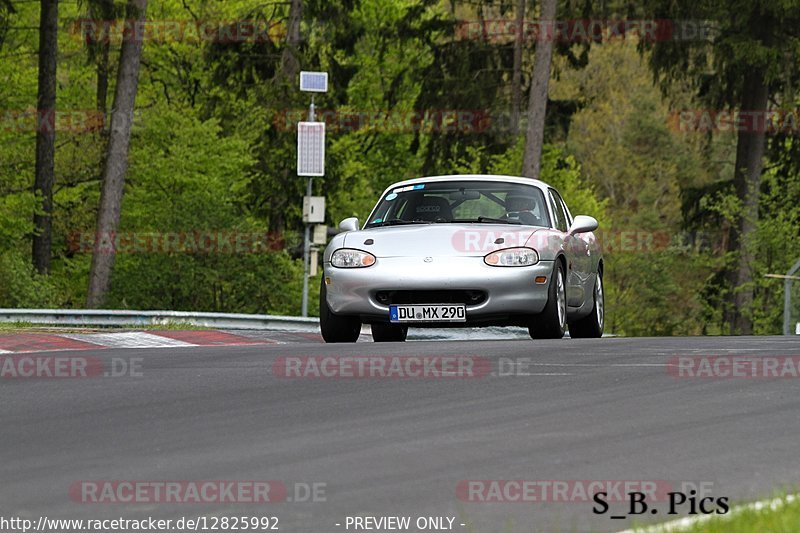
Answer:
[0,321,210,333]
[630,493,799,532]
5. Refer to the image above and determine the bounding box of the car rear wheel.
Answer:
[371,323,408,342]
[529,261,567,340]
[568,272,604,338]
[319,277,361,343]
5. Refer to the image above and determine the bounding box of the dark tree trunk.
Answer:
[281,0,302,79]
[0,0,16,49]
[725,70,769,335]
[521,0,555,179]
[32,0,58,274]
[510,0,526,136]
[96,38,110,114]
[93,0,114,114]
[86,0,147,308]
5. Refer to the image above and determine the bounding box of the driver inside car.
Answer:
[504,193,544,226]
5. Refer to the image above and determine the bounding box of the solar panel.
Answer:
[297,122,325,176]
[300,71,328,93]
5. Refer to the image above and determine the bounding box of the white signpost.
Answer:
[298,72,329,317]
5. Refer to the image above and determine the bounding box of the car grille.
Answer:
[374,290,487,306]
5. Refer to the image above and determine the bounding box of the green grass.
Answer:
[0,321,36,331]
[0,321,210,333]
[139,321,210,331]
[631,493,800,533]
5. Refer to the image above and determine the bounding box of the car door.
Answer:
[548,189,589,307]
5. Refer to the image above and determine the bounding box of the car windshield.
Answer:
[365,180,551,228]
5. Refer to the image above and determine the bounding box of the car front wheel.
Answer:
[319,277,361,343]
[529,261,567,340]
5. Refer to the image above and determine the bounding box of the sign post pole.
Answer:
[301,177,312,317]
[298,72,328,317]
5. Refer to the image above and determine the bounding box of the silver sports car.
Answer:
[320,175,604,342]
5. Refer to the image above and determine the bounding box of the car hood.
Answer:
[343,224,548,258]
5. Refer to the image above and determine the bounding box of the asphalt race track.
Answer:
[2,335,800,532]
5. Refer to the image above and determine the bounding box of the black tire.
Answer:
[371,322,408,342]
[568,271,604,338]
[319,277,361,343]
[529,261,567,340]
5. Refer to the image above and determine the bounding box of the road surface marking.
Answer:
[61,332,197,348]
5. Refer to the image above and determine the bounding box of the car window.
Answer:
[451,195,506,220]
[365,181,551,227]
[398,193,454,222]
[550,189,572,227]
[548,189,568,232]
[372,196,410,222]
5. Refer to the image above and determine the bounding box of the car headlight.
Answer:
[484,247,539,267]
[331,248,376,268]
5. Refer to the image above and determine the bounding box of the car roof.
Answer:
[384,174,551,193]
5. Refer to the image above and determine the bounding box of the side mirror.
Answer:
[338,217,360,232]
[568,215,598,235]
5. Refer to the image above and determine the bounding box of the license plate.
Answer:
[389,304,467,323]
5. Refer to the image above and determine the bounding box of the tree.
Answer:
[281,0,302,79]
[551,42,713,335]
[0,0,15,50]
[642,1,800,334]
[86,0,147,308]
[650,0,800,334]
[521,0,556,179]
[510,0,526,136]
[728,69,768,334]
[84,0,119,114]
[32,0,58,274]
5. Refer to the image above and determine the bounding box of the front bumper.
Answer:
[323,256,554,324]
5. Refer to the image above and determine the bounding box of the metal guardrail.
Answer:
[0,309,617,339]
[0,309,320,332]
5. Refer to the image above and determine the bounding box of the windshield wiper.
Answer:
[368,219,433,228]
[450,217,522,225]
